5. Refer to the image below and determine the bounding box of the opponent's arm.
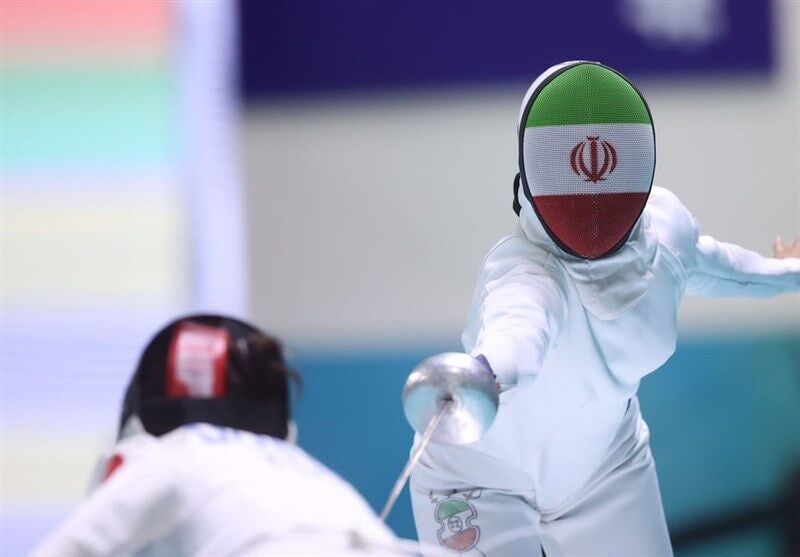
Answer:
[32,454,183,557]
[471,264,567,387]
[686,234,800,298]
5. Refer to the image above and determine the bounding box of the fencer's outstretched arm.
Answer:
[649,187,800,299]
[33,454,184,557]
[469,262,567,387]
[686,235,800,298]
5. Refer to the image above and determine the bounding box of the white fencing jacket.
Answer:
[458,186,799,510]
[34,424,405,557]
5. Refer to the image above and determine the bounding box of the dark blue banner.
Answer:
[239,0,773,99]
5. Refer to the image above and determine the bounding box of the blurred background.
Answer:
[1,1,798,555]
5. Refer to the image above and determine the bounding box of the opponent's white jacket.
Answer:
[455,186,799,511]
[34,424,404,557]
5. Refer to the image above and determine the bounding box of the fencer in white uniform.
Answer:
[409,61,800,556]
[34,315,415,557]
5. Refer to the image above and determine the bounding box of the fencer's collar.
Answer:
[518,200,657,320]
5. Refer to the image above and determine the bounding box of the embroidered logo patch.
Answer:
[434,492,481,552]
[166,322,229,398]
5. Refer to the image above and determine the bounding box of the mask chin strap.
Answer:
[120,414,297,444]
[512,173,522,216]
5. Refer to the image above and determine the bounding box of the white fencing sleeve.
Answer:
[687,235,800,298]
[649,187,799,299]
[32,454,184,557]
[471,264,567,386]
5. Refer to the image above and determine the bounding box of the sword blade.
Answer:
[380,398,452,522]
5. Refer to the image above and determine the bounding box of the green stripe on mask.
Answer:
[525,64,651,128]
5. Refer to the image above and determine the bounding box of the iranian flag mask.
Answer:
[519,62,655,260]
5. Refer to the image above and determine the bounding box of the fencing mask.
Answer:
[120,314,296,440]
[517,61,655,260]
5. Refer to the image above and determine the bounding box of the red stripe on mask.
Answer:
[532,192,648,259]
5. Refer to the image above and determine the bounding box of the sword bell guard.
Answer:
[402,352,499,446]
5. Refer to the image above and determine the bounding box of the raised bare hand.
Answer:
[773,236,800,259]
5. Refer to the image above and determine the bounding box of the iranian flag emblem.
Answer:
[435,497,480,552]
[521,62,655,259]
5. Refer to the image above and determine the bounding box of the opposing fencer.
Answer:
[34,315,413,557]
[409,61,800,556]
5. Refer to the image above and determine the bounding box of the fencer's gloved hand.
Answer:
[475,354,504,393]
